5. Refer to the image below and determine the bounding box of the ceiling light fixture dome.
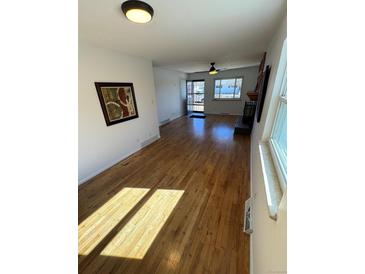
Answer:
[121,0,154,24]
[209,62,218,75]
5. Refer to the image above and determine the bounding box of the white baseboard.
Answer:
[159,114,184,126]
[140,134,160,147]
[78,135,160,186]
[159,119,170,126]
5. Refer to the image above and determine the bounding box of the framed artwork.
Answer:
[256,65,271,123]
[254,52,266,93]
[95,82,139,126]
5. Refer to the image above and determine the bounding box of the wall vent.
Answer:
[243,197,253,234]
[140,135,159,148]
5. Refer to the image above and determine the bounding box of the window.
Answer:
[214,77,242,99]
[269,49,287,191]
[258,39,286,219]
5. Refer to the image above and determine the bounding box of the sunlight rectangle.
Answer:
[78,187,150,255]
[100,189,184,259]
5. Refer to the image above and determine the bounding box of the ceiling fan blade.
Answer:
[191,70,209,73]
[191,65,226,74]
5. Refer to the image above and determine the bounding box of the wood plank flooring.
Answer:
[78,115,251,274]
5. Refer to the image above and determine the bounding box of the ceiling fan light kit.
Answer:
[209,62,218,75]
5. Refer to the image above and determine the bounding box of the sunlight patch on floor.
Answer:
[212,125,233,141]
[100,189,184,259]
[78,187,150,255]
[192,118,205,138]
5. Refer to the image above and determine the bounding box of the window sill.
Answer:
[259,142,283,220]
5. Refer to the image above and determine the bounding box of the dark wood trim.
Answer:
[247,91,258,101]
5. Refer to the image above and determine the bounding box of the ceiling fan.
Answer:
[208,62,219,75]
[193,62,227,74]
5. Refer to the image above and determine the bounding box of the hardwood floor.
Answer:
[78,115,251,274]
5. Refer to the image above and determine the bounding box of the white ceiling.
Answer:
[79,0,286,73]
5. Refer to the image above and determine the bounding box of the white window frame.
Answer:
[213,77,243,100]
[268,51,287,192]
[258,39,287,220]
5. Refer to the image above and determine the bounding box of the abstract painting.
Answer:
[95,82,139,126]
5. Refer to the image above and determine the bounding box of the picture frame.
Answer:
[254,52,266,93]
[95,82,139,126]
[256,65,271,123]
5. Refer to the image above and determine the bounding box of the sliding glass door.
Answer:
[187,80,205,113]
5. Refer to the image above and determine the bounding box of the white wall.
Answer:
[153,67,187,124]
[187,66,258,115]
[250,14,287,274]
[78,42,160,184]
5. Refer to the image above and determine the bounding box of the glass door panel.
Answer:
[187,80,205,113]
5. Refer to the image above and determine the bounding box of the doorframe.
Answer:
[186,79,205,114]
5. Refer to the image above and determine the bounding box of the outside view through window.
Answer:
[214,78,242,99]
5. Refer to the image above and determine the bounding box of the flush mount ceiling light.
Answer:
[209,62,218,75]
[121,0,154,24]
